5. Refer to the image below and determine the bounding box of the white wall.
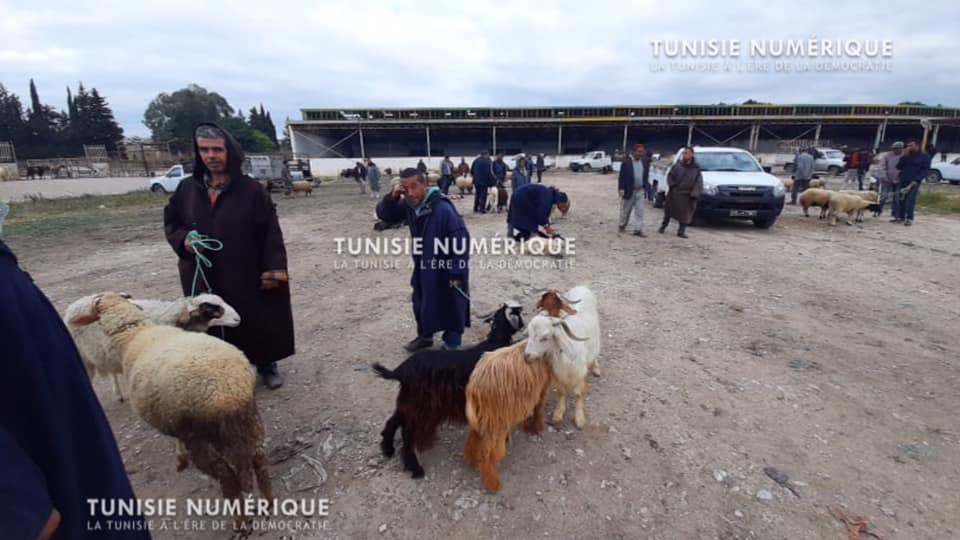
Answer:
[309,154,591,176]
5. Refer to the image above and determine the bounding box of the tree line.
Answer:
[0,81,280,159]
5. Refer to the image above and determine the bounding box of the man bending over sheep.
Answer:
[376,167,471,352]
[0,240,148,539]
[507,183,570,240]
[164,123,295,389]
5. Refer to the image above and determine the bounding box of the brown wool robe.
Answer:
[163,123,295,367]
[664,159,704,225]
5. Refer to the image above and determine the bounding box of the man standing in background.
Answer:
[471,151,494,213]
[892,140,929,226]
[535,154,545,183]
[790,148,815,205]
[617,144,649,236]
[878,142,903,216]
[439,155,454,195]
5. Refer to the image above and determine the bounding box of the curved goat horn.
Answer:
[558,293,581,305]
[556,319,588,341]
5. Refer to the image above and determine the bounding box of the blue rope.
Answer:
[186,230,223,296]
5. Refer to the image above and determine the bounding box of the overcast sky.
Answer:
[2,0,958,137]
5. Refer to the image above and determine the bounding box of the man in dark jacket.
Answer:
[856,148,871,191]
[535,154,545,183]
[416,159,428,178]
[377,168,471,351]
[355,161,368,193]
[893,140,929,226]
[164,123,294,389]
[507,183,569,240]
[617,144,650,236]
[659,147,703,239]
[0,240,148,539]
[470,151,494,213]
[492,153,508,188]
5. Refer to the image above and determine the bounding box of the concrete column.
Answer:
[557,125,562,156]
[622,124,628,152]
[686,122,694,146]
[358,127,366,159]
[931,124,941,147]
[426,126,431,159]
[492,126,497,154]
[813,124,822,147]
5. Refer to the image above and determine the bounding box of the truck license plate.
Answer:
[730,209,758,217]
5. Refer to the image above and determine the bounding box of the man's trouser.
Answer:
[619,189,645,232]
[537,169,543,183]
[844,168,857,184]
[897,183,919,221]
[474,183,489,212]
[877,182,894,214]
[791,177,810,204]
[439,174,451,194]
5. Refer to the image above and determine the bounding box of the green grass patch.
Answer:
[917,190,960,214]
[5,190,168,225]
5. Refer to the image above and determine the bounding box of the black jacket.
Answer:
[617,156,650,198]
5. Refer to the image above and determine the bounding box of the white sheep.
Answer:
[64,293,240,401]
[838,190,879,202]
[69,292,271,526]
[798,188,832,219]
[828,193,881,226]
[525,286,601,429]
[284,180,314,196]
[455,175,474,197]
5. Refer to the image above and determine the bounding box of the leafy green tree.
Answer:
[143,84,234,151]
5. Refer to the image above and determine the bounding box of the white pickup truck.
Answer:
[569,150,613,172]
[777,147,846,175]
[652,146,786,229]
[150,163,192,193]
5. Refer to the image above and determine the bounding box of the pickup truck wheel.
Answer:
[150,184,166,193]
[828,165,841,176]
[926,170,942,183]
[581,164,592,172]
[753,218,776,229]
[783,163,795,173]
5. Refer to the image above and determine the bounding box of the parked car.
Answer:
[779,147,846,175]
[927,156,960,185]
[150,163,192,193]
[652,146,786,229]
[569,150,613,172]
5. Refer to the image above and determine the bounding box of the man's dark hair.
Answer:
[400,167,425,183]
[557,191,569,204]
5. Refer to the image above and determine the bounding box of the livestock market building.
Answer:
[286,104,960,175]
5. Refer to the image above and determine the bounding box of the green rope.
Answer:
[186,230,223,296]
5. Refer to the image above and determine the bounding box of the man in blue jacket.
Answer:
[893,140,929,226]
[507,183,569,240]
[0,240,148,539]
[376,168,471,351]
[470,151,494,214]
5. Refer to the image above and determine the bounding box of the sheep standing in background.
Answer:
[526,285,601,428]
[284,180,314,196]
[69,293,271,527]
[828,193,881,226]
[464,340,552,492]
[455,175,474,197]
[808,178,827,189]
[64,293,240,401]
[798,188,832,219]
[372,303,525,478]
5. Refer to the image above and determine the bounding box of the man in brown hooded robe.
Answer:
[659,146,703,238]
[163,123,295,389]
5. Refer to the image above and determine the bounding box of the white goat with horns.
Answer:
[525,285,601,429]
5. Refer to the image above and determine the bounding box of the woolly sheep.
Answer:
[464,340,552,492]
[455,175,474,196]
[798,188,832,219]
[525,285,601,429]
[69,293,271,526]
[285,180,314,196]
[839,190,879,202]
[828,193,881,226]
[64,293,240,401]
[781,178,794,192]
[808,178,827,189]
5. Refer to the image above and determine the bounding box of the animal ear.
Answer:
[561,304,579,316]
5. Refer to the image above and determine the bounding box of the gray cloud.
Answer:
[1,0,957,137]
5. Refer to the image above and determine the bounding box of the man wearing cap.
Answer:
[790,148,815,205]
[506,183,570,240]
[617,144,650,236]
[878,141,904,216]
[164,123,295,389]
[376,168,471,352]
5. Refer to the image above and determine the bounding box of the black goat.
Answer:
[372,303,524,478]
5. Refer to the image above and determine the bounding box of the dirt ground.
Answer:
[7,171,960,539]
[0,176,151,202]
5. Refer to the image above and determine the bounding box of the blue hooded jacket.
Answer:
[508,184,563,232]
